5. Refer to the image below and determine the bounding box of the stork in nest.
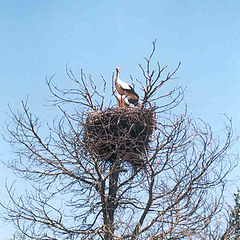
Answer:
[115,67,139,108]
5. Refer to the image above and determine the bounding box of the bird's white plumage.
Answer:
[117,78,132,90]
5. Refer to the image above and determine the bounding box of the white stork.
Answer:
[115,91,130,108]
[115,67,139,107]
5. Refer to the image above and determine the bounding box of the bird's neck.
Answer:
[115,71,120,82]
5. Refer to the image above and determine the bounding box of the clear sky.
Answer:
[1,0,240,238]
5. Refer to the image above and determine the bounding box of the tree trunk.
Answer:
[104,161,120,240]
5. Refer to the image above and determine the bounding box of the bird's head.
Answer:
[116,67,120,73]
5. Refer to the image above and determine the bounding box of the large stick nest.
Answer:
[83,107,155,170]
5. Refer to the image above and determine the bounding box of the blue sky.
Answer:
[1,0,240,238]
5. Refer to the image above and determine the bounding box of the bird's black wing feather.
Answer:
[124,86,139,98]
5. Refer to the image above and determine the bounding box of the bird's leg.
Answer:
[120,95,123,108]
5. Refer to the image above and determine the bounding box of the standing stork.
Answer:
[115,67,139,107]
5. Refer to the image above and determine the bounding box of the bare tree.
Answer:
[1,41,237,240]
